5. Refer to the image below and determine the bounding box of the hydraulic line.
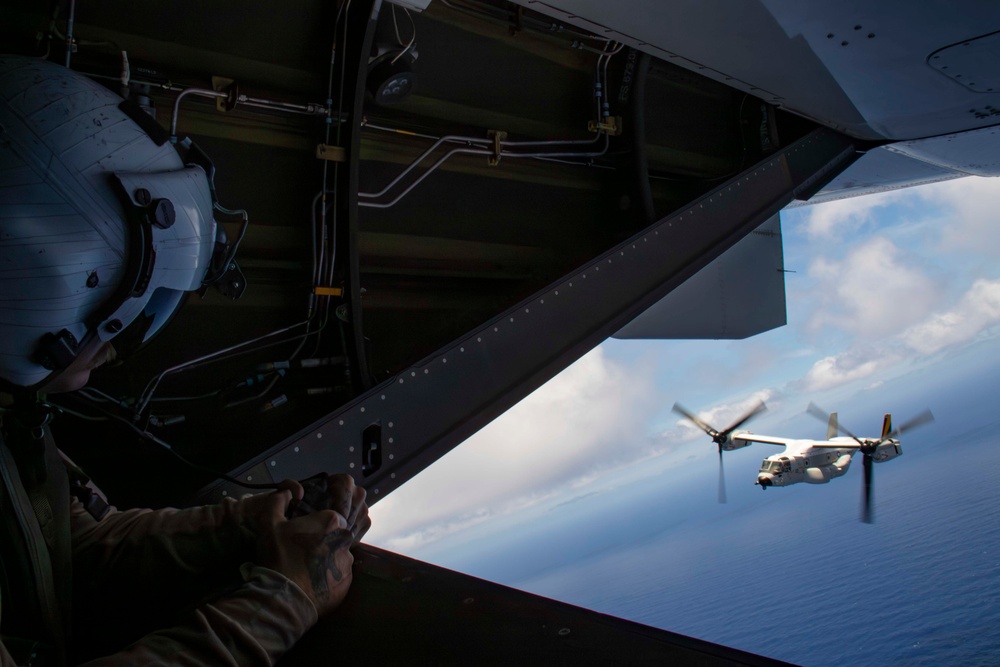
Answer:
[237,96,326,116]
[357,134,610,209]
[359,146,493,209]
[169,88,228,142]
[359,134,492,199]
[359,38,616,209]
[64,0,76,67]
[358,40,620,208]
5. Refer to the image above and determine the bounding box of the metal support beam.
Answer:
[197,127,859,505]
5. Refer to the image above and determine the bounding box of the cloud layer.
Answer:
[806,237,944,338]
[789,176,1000,394]
[367,347,656,552]
[900,279,1000,354]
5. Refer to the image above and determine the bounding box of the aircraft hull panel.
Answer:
[280,544,794,666]
[511,0,1000,141]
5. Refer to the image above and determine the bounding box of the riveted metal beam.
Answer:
[197,127,860,505]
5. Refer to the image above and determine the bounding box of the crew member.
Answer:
[0,54,369,665]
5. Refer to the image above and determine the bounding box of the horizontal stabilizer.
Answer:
[614,214,786,340]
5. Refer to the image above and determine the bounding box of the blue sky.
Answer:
[366,175,1000,567]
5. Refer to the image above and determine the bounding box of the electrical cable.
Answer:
[133,317,316,416]
[203,203,248,285]
[390,6,416,65]
[49,398,280,490]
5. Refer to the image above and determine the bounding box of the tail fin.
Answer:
[826,413,838,440]
[881,414,892,440]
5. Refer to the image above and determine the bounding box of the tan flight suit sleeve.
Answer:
[70,497,319,665]
[71,495,257,580]
[79,564,317,667]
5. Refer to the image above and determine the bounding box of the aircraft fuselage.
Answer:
[749,437,902,489]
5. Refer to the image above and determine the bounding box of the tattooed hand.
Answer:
[258,494,357,616]
[287,474,372,545]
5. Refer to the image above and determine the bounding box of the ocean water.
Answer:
[498,423,1000,665]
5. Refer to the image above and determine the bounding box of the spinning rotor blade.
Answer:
[717,444,727,504]
[674,400,765,505]
[885,409,935,440]
[862,454,874,524]
[808,405,933,524]
[807,402,865,447]
[721,400,768,436]
[672,403,718,438]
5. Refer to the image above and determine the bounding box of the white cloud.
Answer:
[795,175,1000,253]
[900,279,1000,354]
[798,188,911,239]
[664,389,779,452]
[367,347,654,552]
[797,278,1000,393]
[806,237,944,339]
[798,347,900,393]
[788,179,1000,394]
[916,177,1000,258]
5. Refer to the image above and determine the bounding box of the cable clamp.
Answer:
[316,144,347,162]
[487,130,507,166]
[588,116,623,136]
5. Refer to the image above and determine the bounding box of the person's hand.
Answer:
[289,474,371,544]
[324,473,371,544]
[257,495,355,617]
[237,479,304,539]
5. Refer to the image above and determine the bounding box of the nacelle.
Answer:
[725,431,756,451]
[872,440,903,463]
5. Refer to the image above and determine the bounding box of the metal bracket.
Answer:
[213,261,247,299]
[316,144,347,162]
[589,116,623,136]
[211,76,239,112]
[487,130,507,166]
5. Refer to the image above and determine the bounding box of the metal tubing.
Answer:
[358,146,492,209]
[358,38,619,206]
[64,0,76,67]
[359,134,491,199]
[358,135,609,209]
[169,88,228,141]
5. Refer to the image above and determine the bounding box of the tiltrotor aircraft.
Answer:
[673,402,934,522]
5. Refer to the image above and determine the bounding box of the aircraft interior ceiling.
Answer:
[1,0,823,507]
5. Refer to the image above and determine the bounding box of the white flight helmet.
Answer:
[0,55,227,388]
